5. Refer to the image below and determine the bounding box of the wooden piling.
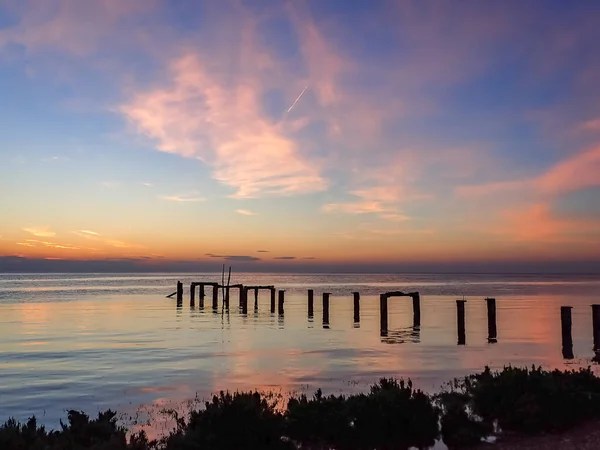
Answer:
[176,281,183,306]
[561,306,574,359]
[199,284,205,299]
[412,293,421,327]
[308,289,314,317]
[457,300,466,345]
[190,283,196,307]
[242,288,248,314]
[380,294,388,333]
[486,297,497,342]
[278,290,285,315]
[212,286,218,310]
[592,304,600,351]
[254,288,259,309]
[323,293,330,325]
[353,292,360,323]
[224,287,230,310]
[270,289,276,313]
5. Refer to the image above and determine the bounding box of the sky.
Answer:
[1,0,600,273]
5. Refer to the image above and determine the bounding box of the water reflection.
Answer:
[2,273,600,430]
[380,326,421,344]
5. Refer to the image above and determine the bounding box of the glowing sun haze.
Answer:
[1,0,600,272]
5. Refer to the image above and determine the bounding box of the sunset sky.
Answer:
[1,0,600,272]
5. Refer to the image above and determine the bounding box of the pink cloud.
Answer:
[488,203,599,244]
[456,144,600,199]
[0,0,154,56]
[121,53,326,198]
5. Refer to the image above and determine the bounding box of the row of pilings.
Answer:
[172,281,600,353]
[561,304,600,359]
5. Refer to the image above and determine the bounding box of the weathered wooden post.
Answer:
[323,293,330,325]
[224,286,230,310]
[353,292,360,323]
[199,284,205,300]
[592,304,600,351]
[457,300,466,345]
[212,285,218,310]
[254,288,259,309]
[270,288,276,313]
[486,297,497,342]
[190,283,196,307]
[176,281,183,306]
[412,293,421,327]
[278,290,285,315]
[380,294,388,334]
[561,306,574,359]
[242,288,248,314]
[308,289,314,317]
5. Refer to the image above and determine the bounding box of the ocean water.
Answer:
[0,272,599,433]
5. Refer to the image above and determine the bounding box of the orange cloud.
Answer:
[236,209,256,216]
[121,53,327,199]
[23,226,55,237]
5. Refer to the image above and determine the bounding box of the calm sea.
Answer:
[1,272,599,433]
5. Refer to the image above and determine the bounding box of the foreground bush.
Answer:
[3,367,600,449]
[0,410,152,450]
[286,378,439,449]
[438,366,600,447]
[163,391,292,450]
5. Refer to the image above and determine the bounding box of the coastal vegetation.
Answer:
[2,366,600,449]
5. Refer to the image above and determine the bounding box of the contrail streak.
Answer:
[286,85,309,113]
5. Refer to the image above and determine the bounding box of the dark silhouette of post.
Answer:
[592,304,600,351]
[561,306,574,359]
[190,283,196,307]
[380,294,388,334]
[278,290,285,315]
[253,288,258,309]
[457,300,466,345]
[242,288,248,314]
[412,293,421,327]
[239,287,247,312]
[199,284,205,300]
[323,293,330,325]
[308,289,314,317]
[224,286,230,310]
[486,297,497,342]
[176,281,183,306]
[353,292,360,323]
[212,286,218,310]
[270,288,276,313]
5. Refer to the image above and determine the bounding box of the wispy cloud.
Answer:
[72,230,101,240]
[105,239,145,249]
[142,182,154,187]
[23,226,55,237]
[236,209,256,216]
[100,181,120,189]
[274,256,296,260]
[121,53,327,199]
[456,144,600,199]
[159,193,205,202]
[20,239,82,250]
[41,155,70,162]
[256,250,270,253]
